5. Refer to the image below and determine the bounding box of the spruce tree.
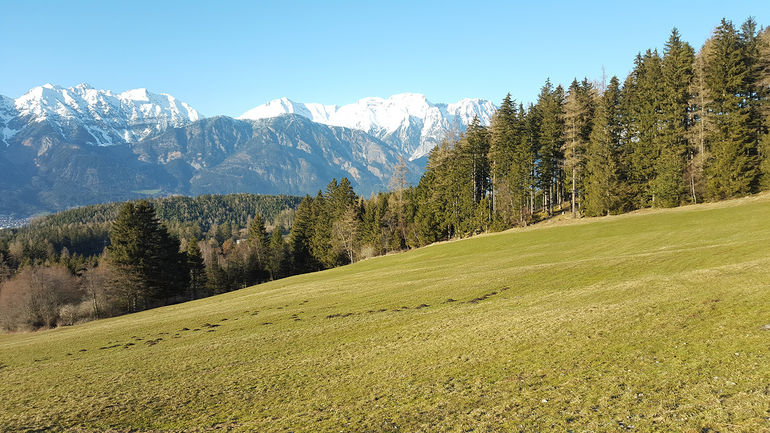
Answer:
[488,94,516,219]
[704,18,760,198]
[245,213,269,282]
[107,200,188,311]
[288,195,316,274]
[584,77,623,216]
[310,189,334,268]
[623,50,664,208]
[654,28,695,207]
[205,250,228,294]
[267,229,288,280]
[688,42,713,203]
[757,28,770,188]
[563,78,596,216]
[535,80,565,215]
[186,238,207,300]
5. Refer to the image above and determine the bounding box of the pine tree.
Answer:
[688,42,713,203]
[757,28,770,188]
[460,117,490,205]
[107,200,188,311]
[704,18,760,198]
[654,28,695,207]
[267,229,288,280]
[205,250,228,295]
[328,178,357,218]
[535,80,565,215]
[623,50,664,207]
[410,161,444,246]
[488,94,516,218]
[186,238,207,300]
[288,195,316,274]
[310,189,334,268]
[332,205,359,263]
[584,77,623,216]
[245,213,269,282]
[563,78,596,216]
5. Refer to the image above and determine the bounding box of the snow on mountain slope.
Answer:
[0,95,17,145]
[239,93,496,160]
[8,83,201,145]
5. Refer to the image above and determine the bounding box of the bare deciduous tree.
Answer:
[0,265,80,330]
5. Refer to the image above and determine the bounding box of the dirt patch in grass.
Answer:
[467,287,510,304]
[99,344,121,350]
[144,338,163,346]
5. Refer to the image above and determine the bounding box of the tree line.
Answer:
[288,18,770,267]
[409,18,770,239]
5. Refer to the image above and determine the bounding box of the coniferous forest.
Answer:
[2,18,770,330]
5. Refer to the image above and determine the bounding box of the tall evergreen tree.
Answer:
[460,117,491,205]
[758,28,770,188]
[186,238,207,300]
[688,40,715,202]
[704,18,761,198]
[267,229,288,280]
[623,49,664,207]
[563,78,596,216]
[288,195,316,274]
[584,77,623,216]
[107,200,188,311]
[245,213,270,282]
[488,94,516,218]
[535,80,565,215]
[654,28,696,207]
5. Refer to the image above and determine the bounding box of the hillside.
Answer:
[1,194,770,431]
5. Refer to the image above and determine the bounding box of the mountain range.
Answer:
[0,84,496,218]
[239,94,495,160]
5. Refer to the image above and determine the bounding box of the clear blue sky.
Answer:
[1,1,767,117]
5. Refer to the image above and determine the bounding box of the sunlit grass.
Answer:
[2,194,770,432]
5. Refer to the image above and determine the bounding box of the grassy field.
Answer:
[2,195,770,432]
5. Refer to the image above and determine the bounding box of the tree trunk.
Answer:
[572,167,577,218]
[492,167,496,215]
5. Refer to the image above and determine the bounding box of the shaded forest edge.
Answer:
[2,17,770,331]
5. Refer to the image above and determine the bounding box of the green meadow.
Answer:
[2,195,770,432]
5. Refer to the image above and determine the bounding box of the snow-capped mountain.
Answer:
[239,93,496,160]
[2,83,201,146]
[0,83,496,217]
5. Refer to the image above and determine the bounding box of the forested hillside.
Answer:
[287,18,770,271]
[404,19,770,241]
[0,193,300,263]
[0,194,300,329]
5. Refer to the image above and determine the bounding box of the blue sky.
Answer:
[1,1,768,117]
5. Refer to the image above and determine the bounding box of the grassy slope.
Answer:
[2,195,770,432]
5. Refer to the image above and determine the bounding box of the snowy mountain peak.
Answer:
[239,93,496,160]
[6,84,202,146]
[119,88,151,101]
